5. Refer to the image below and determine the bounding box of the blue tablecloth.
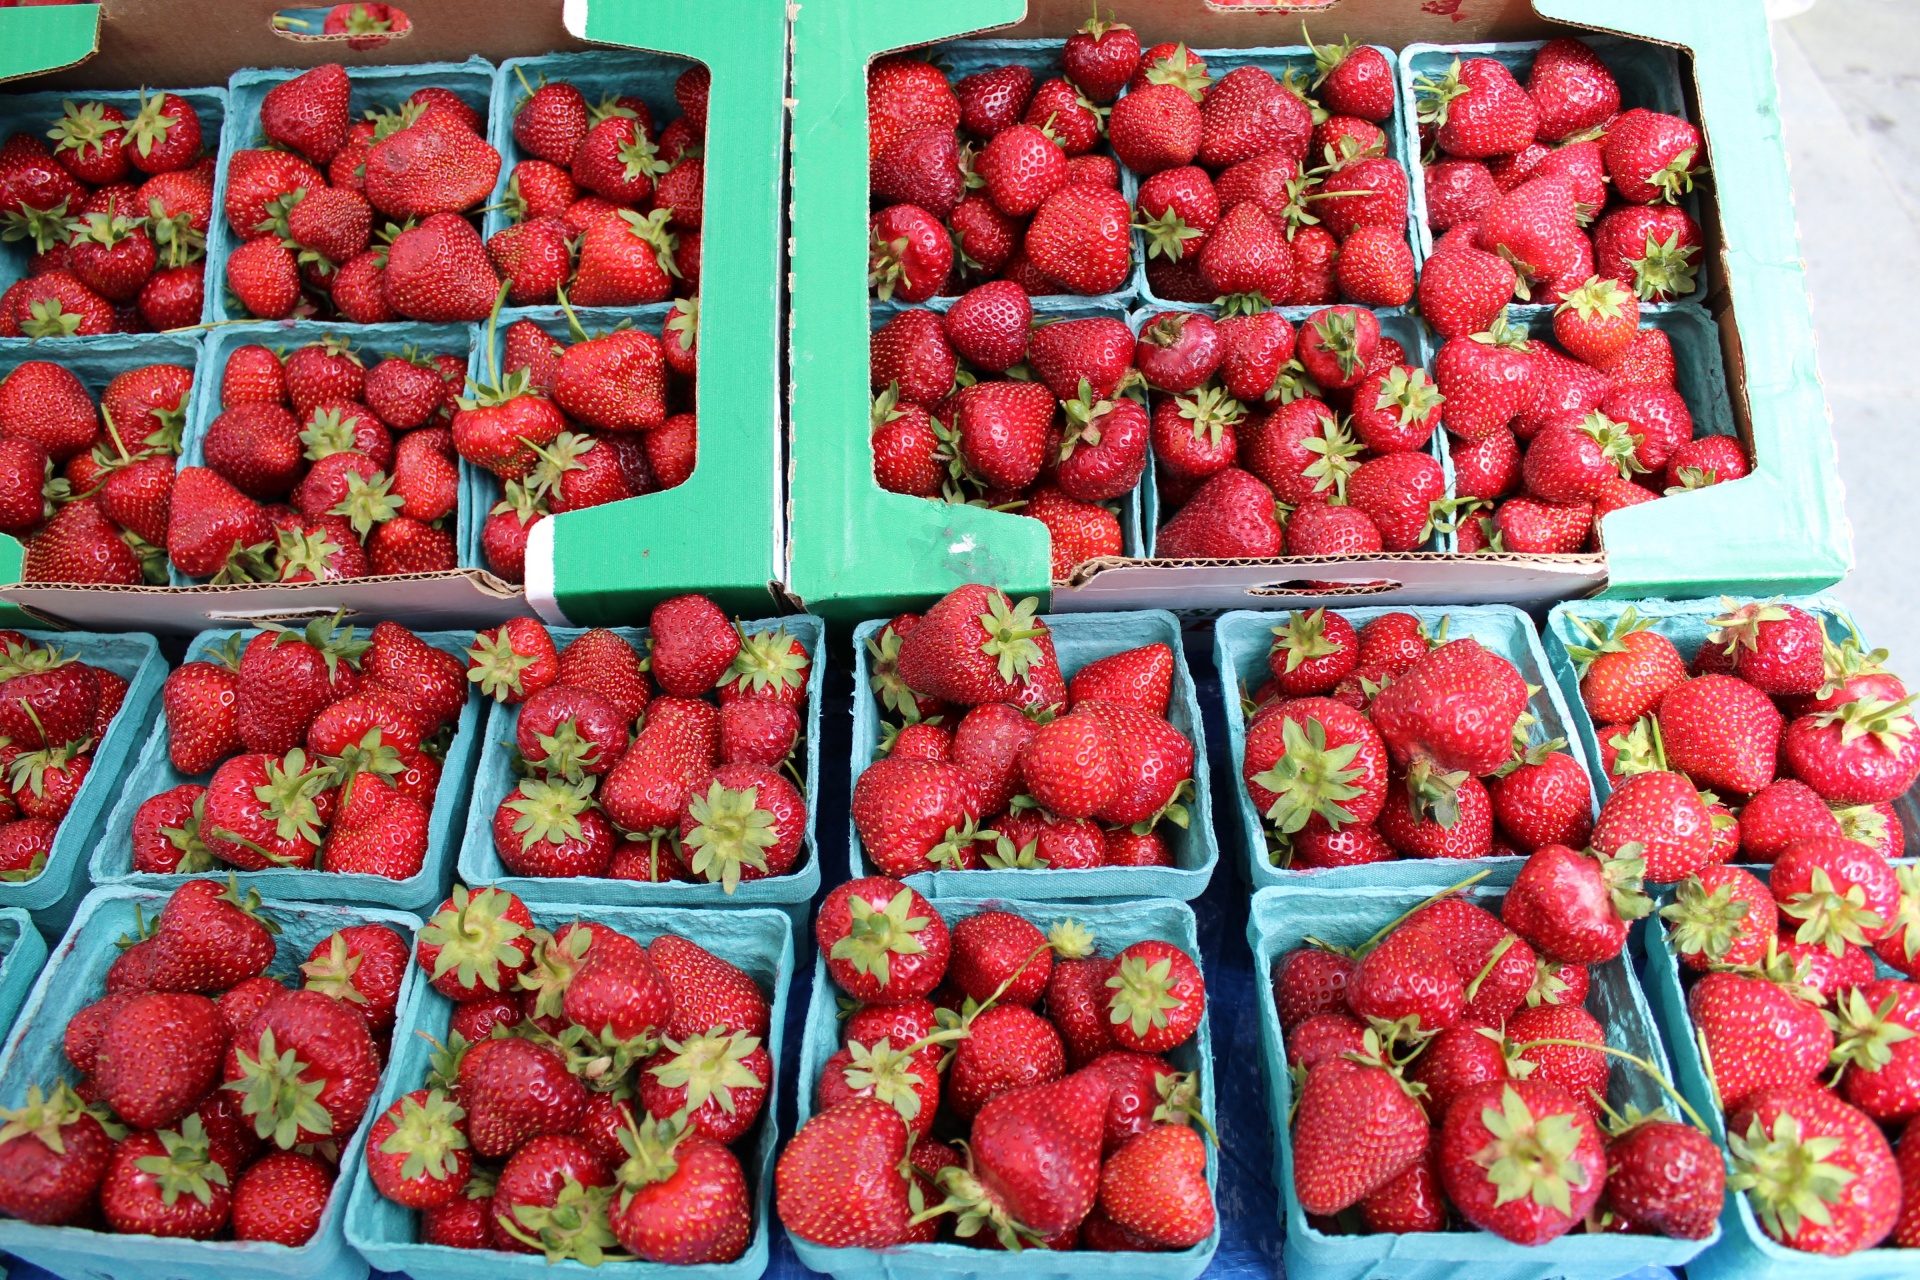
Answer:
[0,627,1677,1280]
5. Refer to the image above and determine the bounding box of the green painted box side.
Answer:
[0,5,100,85]
[529,0,790,625]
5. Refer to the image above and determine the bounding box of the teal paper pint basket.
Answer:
[1216,604,1597,892]
[849,607,1217,902]
[1397,37,1706,313]
[1543,594,1861,805]
[791,894,1217,1280]
[0,883,425,1280]
[175,319,485,583]
[208,59,496,323]
[486,50,704,246]
[91,625,483,913]
[343,900,794,1280]
[1248,874,1715,1280]
[1123,44,1414,321]
[0,908,47,1036]
[456,616,825,930]
[0,86,227,303]
[1640,880,1912,1280]
[0,629,166,936]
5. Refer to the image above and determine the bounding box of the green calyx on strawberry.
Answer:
[926,1158,1043,1251]
[1812,694,1918,753]
[504,775,596,853]
[1585,842,1655,922]
[1472,1084,1593,1218]
[649,1029,765,1116]
[1300,414,1364,501]
[829,888,931,988]
[1134,206,1203,262]
[1782,865,1887,956]
[681,779,779,892]
[132,1114,230,1207]
[1175,386,1248,450]
[329,467,405,537]
[529,718,606,781]
[1627,230,1700,301]
[1,197,71,255]
[421,885,533,995]
[1251,714,1367,834]
[1372,365,1443,426]
[1269,608,1344,673]
[1576,411,1648,478]
[616,207,681,279]
[20,294,88,340]
[1105,951,1187,1042]
[503,1175,620,1265]
[274,525,349,582]
[7,734,88,797]
[972,592,1047,686]
[726,626,808,700]
[1601,716,1665,777]
[211,747,333,865]
[836,1036,935,1122]
[1403,755,1474,827]
[980,830,1046,869]
[226,1026,334,1147]
[1826,986,1918,1078]
[377,1088,468,1182]
[1882,866,1920,967]
[1059,379,1115,460]
[301,931,371,1006]
[0,1081,124,1149]
[554,1020,656,1091]
[1563,605,1660,676]
[1725,1108,1858,1242]
[324,727,405,793]
[468,628,544,701]
[1706,597,1793,660]
[1555,275,1633,324]
[156,792,216,872]
[1660,874,1756,966]
[265,610,370,682]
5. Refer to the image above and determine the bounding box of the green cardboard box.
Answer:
[786,0,1850,627]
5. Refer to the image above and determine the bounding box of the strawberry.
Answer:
[606,1120,749,1265]
[1563,607,1687,724]
[1785,695,1920,805]
[1097,1123,1213,1248]
[1067,642,1173,715]
[416,885,534,1001]
[484,1132,611,1258]
[1063,10,1139,104]
[0,1083,116,1226]
[1194,202,1292,313]
[1828,979,1920,1121]
[1604,108,1704,205]
[99,1121,231,1239]
[677,764,804,890]
[1103,937,1204,1054]
[1727,1084,1899,1253]
[1015,709,1118,820]
[1507,1000,1608,1119]
[868,203,948,303]
[1335,224,1415,308]
[1527,37,1620,140]
[1689,969,1833,1110]
[1590,768,1715,883]
[363,110,499,220]
[852,756,990,876]
[956,63,1035,138]
[1489,746,1593,851]
[302,923,406,1035]
[228,1149,330,1247]
[1370,636,1526,780]
[1418,241,1518,339]
[1740,778,1844,862]
[1293,1031,1429,1215]
[0,361,99,464]
[1155,466,1283,558]
[1601,1113,1724,1240]
[1439,1079,1604,1244]
[1706,599,1826,696]
[514,76,590,167]
[777,1098,916,1247]
[1418,57,1539,157]
[1025,184,1132,296]
[225,985,381,1149]
[1503,842,1651,962]
[1593,204,1703,302]
[91,991,223,1130]
[261,64,351,165]
[1772,835,1900,953]
[1424,157,1500,232]
[1552,276,1639,367]
[1664,434,1750,492]
[949,909,1052,1008]
[1657,672,1784,795]
[384,213,499,321]
[1661,865,1779,973]
[1493,495,1592,553]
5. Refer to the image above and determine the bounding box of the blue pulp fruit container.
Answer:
[1542,593,1861,806]
[0,907,47,1036]
[1396,37,1706,314]
[208,59,496,324]
[1640,879,1913,1279]
[463,303,679,574]
[343,899,794,1280]
[904,38,1139,314]
[485,49,705,246]
[174,319,484,583]
[0,883,424,1280]
[1128,307,1454,555]
[791,894,1218,1280]
[849,607,1217,902]
[0,86,228,303]
[91,625,482,914]
[1121,44,1415,322]
[0,331,205,471]
[457,616,825,931]
[0,629,166,936]
[1215,604,1597,893]
[867,299,1147,563]
[1247,873,1714,1280]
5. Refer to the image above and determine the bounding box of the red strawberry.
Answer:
[1438,1079,1604,1244]
[1418,241,1518,338]
[868,203,949,303]
[1726,1084,1898,1254]
[1370,637,1527,778]
[1025,184,1132,296]
[1658,673,1784,795]
[1593,204,1703,303]
[99,1122,230,1238]
[1604,109,1704,205]
[1503,842,1652,962]
[777,1099,916,1248]
[956,64,1036,139]
[1155,467,1283,559]
[1293,1032,1429,1215]
[1418,57,1539,157]
[1527,38,1620,141]
[384,214,499,321]
[0,1082,116,1225]
[261,64,351,164]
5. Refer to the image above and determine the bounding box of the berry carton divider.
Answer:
[1215,603,1596,894]
[454,615,826,930]
[0,628,165,936]
[1394,36,1708,311]
[483,49,706,246]
[204,57,498,324]
[791,893,1218,1280]
[175,318,485,585]
[848,606,1216,903]
[90,624,484,913]
[1127,304,1452,556]
[866,298,1145,561]
[1247,874,1713,1280]
[1640,875,1907,1280]
[0,907,48,1036]
[0,882,426,1280]
[463,301,675,573]
[1541,593,1870,808]
[0,85,229,301]
[343,899,795,1280]
[1121,43,1418,321]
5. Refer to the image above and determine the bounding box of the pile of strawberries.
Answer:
[0,879,408,1245]
[1569,599,1918,858]
[460,300,696,584]
[1415,38,1706,314]
[1144,305,1450,562]
[781,882,1214,1252]
[1118,34,1413,311]
[0,632,131,880]
[222,63,502,323]
[6,356,193,585]
[866,23,1140,303]
[858,583,1192,873]
[367,885,768,1264]
[478,594,811,890]
[168,336,466,584]
[0,90,210,335]
[1242,610,1593,868]
[131,615,467,880]
[869,284,1142,578]
[486,63,706,308]
[1278,867,1725,1244]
